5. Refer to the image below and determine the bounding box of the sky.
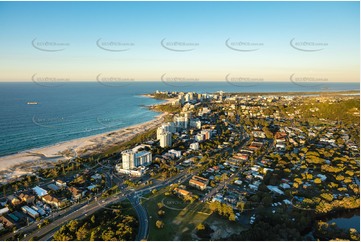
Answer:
[0,1,359,82]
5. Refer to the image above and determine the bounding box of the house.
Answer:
[167,149,182,158]
[91,174,102,180]
[275,132,287,139]
[33,186,48,197]
[190,142,199,151]
[174,188,192,198]
[233,153,249,161]
[42,195,65,208]
[32,206,46,216]
[317,174,327,181]
[280,183,291,189]
[248,141,263,151]
[0,207,9,216]
[47,184,60,191]
[68,186,83,200]
[234,180,243,186]
[18,193,35,204]
[224,195,237,205]
[21,206,39,219]
[276,142,286,150]
[189,176,209,191]
[252,131,266,139]
[0,216,14,229]
[267,185,284,195]
[7,195,20,206]
[87,185,97,191]
[55,180,67,188]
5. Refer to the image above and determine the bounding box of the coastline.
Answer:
[0,97,176,184]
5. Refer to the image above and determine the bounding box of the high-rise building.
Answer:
[178,94,185,105]
[184,112,192,120]
[159,131,172,148]
[174,116,187,129]
[121,149,152,169]
[157,126,165,140]
[163,122,176,133]
[157,122,176,139]
[185,92,194,102]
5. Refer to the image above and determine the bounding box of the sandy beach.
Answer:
[0,97,176,184]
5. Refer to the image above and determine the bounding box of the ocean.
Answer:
[0,81,359,157]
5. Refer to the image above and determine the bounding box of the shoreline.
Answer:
[0,96,176,184]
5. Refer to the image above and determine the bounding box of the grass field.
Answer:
[142,187,246,240]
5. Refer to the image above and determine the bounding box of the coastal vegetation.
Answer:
[53,202,138,241]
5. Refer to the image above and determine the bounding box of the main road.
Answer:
[25,193,129,241]
[19,167,193,241]
[127,194,148,241]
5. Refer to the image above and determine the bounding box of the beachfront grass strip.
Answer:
[103,127,157,156]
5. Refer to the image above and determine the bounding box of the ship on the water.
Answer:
[27,102,38,105]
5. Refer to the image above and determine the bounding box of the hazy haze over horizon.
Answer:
[0,1,359,82]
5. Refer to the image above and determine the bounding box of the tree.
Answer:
[156,220,164,229]
[229,213,236,221]
[336,175,345,181]
[236,201,245,212]
[76,225,89,241]
[157,202,164,209]
[91,215,96,224]
[209,201,220,213]
[101,229,115,241]
[261,195,273,207]
[43,219,49,226]
[196,223,205,231]
[320,193,333,202]
[157,210,165,217]
[68,220,79,232]
[90,230,98,241]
